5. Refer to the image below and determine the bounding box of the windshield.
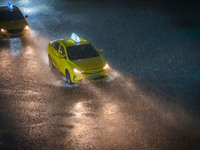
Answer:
[67,44,100,60]
[0,10,24,22]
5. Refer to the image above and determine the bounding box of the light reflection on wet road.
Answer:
[0,0,200,149]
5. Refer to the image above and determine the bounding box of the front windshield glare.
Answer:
[67,44,99,60]
[0,10,24,21]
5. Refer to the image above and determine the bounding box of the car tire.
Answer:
[65,70,72,85]
[48,56,54,70]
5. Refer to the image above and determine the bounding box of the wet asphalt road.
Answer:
[0,0,200,149]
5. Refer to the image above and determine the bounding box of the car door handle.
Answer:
[53,51,58,57]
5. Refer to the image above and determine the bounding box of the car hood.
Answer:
[0,19,28,30]
[71,56,106,70]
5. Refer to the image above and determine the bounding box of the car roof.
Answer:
[0,6,20,12]
[61,38,90,47]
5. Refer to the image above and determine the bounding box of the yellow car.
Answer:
[0,3,30,39]
[48,33,110,84]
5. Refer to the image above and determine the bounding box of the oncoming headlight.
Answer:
[1,28,7,33]
[72,68,83,74]
[103,64,109,70]
[24,25,30,30]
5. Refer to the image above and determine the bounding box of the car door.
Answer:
[51,42,60,69]
[58,44,68,75]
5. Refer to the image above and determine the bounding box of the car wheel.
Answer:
[48,56,54,70]
[65,70,72,85]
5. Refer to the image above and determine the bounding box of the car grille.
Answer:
[88,75,108,80]
[82,69,104,74]
[8,29,23,34]
[78,75,108,82]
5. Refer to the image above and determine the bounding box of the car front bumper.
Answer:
[0,29,30,39]
[71,69,110,83]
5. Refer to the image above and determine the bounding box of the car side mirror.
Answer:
[98,49,103,53]
[25,15,28,18]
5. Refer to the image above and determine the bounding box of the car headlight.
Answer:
[0,28,7,33]
[72,68,83,74]
[103,64,109,70]
[24,25,30,30]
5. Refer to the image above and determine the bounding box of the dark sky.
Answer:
[71,0,200,13]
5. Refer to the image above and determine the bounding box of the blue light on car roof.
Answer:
[7,2,13,10]
[71,33,80,43]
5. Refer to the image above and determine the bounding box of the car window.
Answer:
[52,42,60,51]
[59,45,65,55]
[0,10,24,22]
